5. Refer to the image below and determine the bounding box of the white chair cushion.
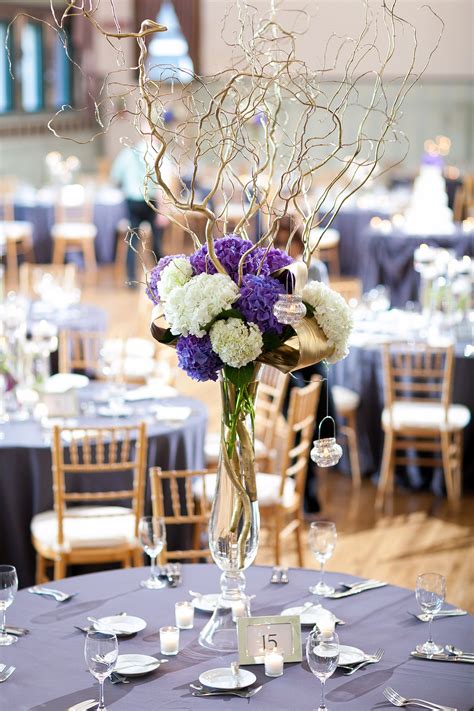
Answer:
[31,506,136,552]
[51,222,97,239]
[205,432,267,463]
[193,473,296,509]
[382,402,471,432]
[0,220,33,239]
[333,385,360,413]
[309,227,340,250]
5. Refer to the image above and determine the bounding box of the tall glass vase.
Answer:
[199,365,261,652]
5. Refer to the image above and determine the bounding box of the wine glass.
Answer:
[84,630,118,710]
[415,572,446,654]
[139,516,167,589]
[308,521,337,595]
[0,565,18,646]
[306,629,340,711]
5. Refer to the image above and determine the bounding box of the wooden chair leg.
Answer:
[376,430,394,510]
[274,512,282,566]
[440,431,455,503]
[133,548,143,567]
[294,519,304,567]
[82,239,97,284]
[53,556,67,581]
[453,431,463,499]
[36,553,48,584]
[345,413,361,488]
[6,239,19,286]
[52,238,65,265]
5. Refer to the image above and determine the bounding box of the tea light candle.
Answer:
[160,626,179,655]
[315,610,336,635]
[264,649,284,677]
[175,601,194,629]
[232,600,247,621]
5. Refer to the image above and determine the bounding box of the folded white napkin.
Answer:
[153,406,191,421]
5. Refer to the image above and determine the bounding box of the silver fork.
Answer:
[191,686,262,698]
[383,686,457,711]
[0,666,15,683]
[342,648,384,675]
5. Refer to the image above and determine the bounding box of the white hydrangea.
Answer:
[302,280,353,363]
[157,257,193,301]
[210,318,263,368]
[164,272,239,337]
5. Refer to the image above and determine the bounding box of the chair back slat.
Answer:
[149,468,211,563]
[255,365,289,452]
[52,423,147,547]
[59,330,105,376]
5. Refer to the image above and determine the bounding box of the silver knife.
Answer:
[411,651,474,664]
[326,582,388,599]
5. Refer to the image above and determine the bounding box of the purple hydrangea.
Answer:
[190,236,267,283]
[146,254,185,303]
[257,247,294,275]
[237,274,285,335]
[176,334,223,382]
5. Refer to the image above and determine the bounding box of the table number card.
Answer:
[237,615,302,664]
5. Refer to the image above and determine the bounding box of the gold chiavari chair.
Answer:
[149,467,211,564]
[31,422,147,582]
[51,185,97,281]
[332,385,362,487]
[0,195,34,286]
[58,330,105,376]
[376,343,470,510]
[258,377,322,566]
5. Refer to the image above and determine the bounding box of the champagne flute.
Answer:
[308,521,337,595]
[139,516,166,589]
[0,565,18,646]
[84,631,118,710]
[306,629,340,711]
[415,572,446,654]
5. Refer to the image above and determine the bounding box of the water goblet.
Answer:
[139,516,166,589]
[84,630,118,710]
[0,565,18,646]
[308,521,337,595]
[306,629,340,711]
[415,572,446,654]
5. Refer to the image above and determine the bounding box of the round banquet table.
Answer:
[360,226,474,307]
[2,565,472,710]
[28,301,108,334]
[0,384,207,587]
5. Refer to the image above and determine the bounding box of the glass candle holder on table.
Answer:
[160,626,179,655]
[175,602,194,629]
[264,648,284,677]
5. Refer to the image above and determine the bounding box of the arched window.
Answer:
[147,0,194,83]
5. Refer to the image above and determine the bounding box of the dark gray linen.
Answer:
[331,343,474,486]
[360,227,474,307]
[0,385,207,586]
[2,565,472,710]
[14,201,128,264]
[330,207,391,276]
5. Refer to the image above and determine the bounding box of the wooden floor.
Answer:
[82,268,474,612]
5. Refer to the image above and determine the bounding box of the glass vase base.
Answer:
[309,582,335,596]
[416,641,444,655]
[0,633,18,646]
[140,577,166,590]
[198,600,239,652]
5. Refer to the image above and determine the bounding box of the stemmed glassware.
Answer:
[84,630,118,710]
[415,572,446,654]
[308,521,337,595]
[306,629,340,711]
[0,565,18,646]
[139,516,167,589]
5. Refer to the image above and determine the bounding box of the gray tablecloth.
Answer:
[332,343,474,487]
[329,207,391,276]
[14,201,128,264]
[28,302,108,334]
[2,565,472,710]
[360,227,474,307]
[0,385,207,586]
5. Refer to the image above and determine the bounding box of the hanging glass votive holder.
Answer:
[310,416,343,467]
[273,294,307,325]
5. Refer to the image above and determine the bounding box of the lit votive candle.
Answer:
[160,626,180,655]
[264,649,284,677]
[232,599,247,622]
[314,610,336,635]
[175,601,194,629]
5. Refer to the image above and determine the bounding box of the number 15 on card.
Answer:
[237,615,302,664]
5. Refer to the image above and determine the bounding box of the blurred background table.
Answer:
[0,383,207,586]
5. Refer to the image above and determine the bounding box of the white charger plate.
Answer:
[191,593,220,612]
[338,645,365,666]
[115,654,160,677]
[92,615,146,636]
[281,604,325,625]
[199,667,257,690]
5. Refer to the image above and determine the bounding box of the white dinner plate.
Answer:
[92,615,146,636]
[115,654,160,676]
[338,645,365,666]
[199,667,257,690]
[281,604,328,626]
[97,406,133,418]
[191,593,220,612]
[45,374,90,392]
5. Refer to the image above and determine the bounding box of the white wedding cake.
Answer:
[404,161,454,234]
